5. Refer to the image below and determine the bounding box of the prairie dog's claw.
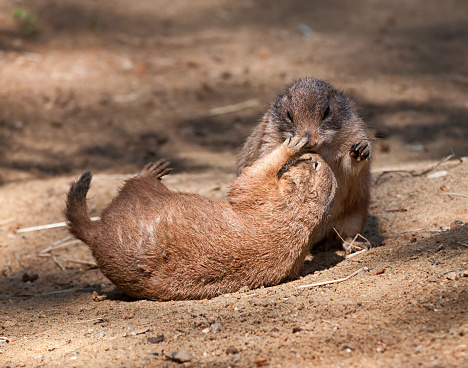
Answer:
[283,135,309,152]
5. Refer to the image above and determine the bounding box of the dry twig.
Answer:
[39,236,80,255]
[63,258,97,267]
[209,99,259,116]
[17,217,100,234]
[12,249,25,270]
[39,236,84,271]
[51,255,66,272]
[0,218,15,226]
[297,267,369,289]
[443,192,468,198]
[0,287,94,300]
[375,154,463,184]
[346,249,368,259]
[42,287,94,296]
[400,228,446,234]
[75,317,107,324]
[332,227,371,254]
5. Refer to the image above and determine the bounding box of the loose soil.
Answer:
[0,1,467,367]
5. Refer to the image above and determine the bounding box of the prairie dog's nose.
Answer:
[307,141,317,149]
[303,131,317,148]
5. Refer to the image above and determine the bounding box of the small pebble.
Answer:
[435,244,445,252]
[446,272,458,281]
[254,358,269,367]
[226,345,239,355]
[427,170,447,179]
[131,327,149,336]
[210,322,223,333]
[92,291,107,302]
[147,334,164,344]
[450,220,464,228]
[376,345,386,353]
[99,332,105,337]
[166,349,192,363]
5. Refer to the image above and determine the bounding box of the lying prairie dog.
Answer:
[65,136,337,300]
[237,77,375,252]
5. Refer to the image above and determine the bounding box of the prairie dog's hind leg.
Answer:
[139,160,173,180]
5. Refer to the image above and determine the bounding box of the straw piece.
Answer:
[17,217,100,233]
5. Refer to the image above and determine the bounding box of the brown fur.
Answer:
[65,136,337,300]
[237,78,375,251]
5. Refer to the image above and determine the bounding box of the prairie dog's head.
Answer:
[277,152,337,224]
[268,78,356,151]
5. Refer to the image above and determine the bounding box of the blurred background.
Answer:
[1,3,467,366]
[0,0,467,183]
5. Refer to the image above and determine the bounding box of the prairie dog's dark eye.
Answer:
[287,111,293,122]
[323,105,330,120]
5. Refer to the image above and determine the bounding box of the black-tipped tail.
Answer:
[65,172,98,245]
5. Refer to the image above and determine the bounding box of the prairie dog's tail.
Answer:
[65,172,98,244]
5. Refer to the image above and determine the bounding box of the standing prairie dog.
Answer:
[237,78,375,251]
[65,136,337,300]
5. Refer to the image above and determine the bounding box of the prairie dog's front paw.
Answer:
[349,141,370,162]
[282,135,309,152]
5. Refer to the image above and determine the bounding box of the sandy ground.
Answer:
[0,0,467,367]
